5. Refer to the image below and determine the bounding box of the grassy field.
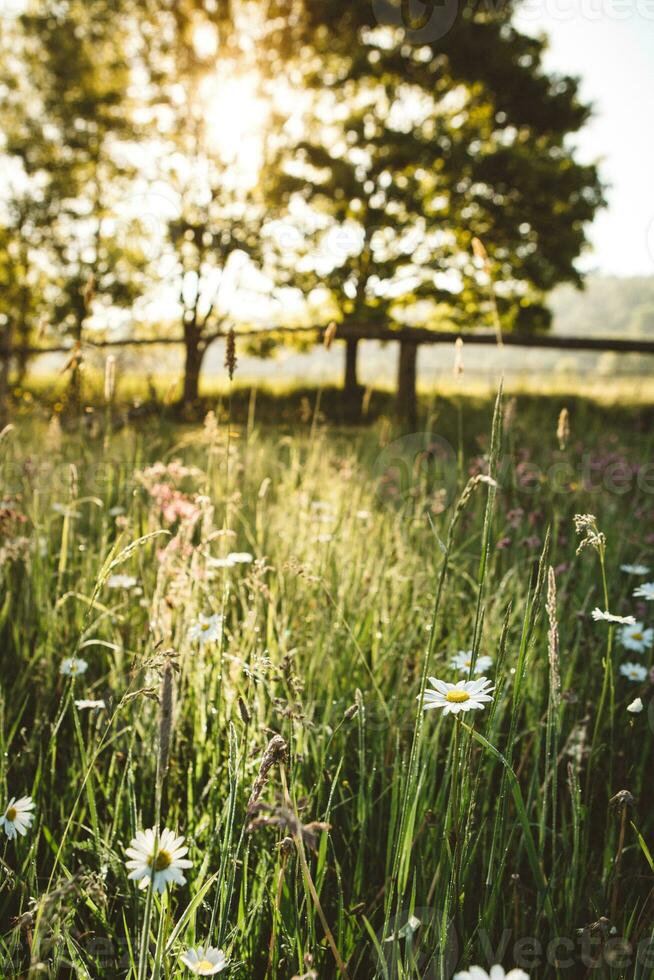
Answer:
[1,388,654,978]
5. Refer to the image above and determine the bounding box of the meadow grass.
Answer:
[1,389,654,978]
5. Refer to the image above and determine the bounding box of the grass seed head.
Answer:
[247,735,287,810]
[225,328,237,380]
[557,407,570,450]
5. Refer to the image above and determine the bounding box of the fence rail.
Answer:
[3,325,654,357]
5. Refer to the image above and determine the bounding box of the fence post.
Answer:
[342,336,362,420]
[397,339,418,429]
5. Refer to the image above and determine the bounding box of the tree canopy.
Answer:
[0,0,604,414]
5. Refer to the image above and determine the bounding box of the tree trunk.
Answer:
[181,327,206,413]
[397,339,418,429]
[342,336,362,421]
[344,337,360,395]
[0,323,11,428]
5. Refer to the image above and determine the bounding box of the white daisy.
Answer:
[60,657,89,677]
[75,699,106,711]
[107,573,137,589]
[621,564,650,576]
[0,796,35,839]
[188,614,223,645]
[627,697,644,714]
[618,621,654,654]
[125,827,192,893]
[227,552,253,564]
[591,609,636,625]
[180,946,228,975]
[620,662,648,683]
[634,583,654,601]
[454,968,529,980]
[450,651,493,675]
[421,677,494,716]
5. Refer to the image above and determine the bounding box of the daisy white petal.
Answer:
[0,795,35,840]
[180,946,228,975]
[454,968,530,980]
[420,677,495,716]
[124,826,193,893]
[106,574,138,589]
[75,699,106,711]
[450,651,493,675]
[620,662,647,683]
[634,582,654,601]
[627,697,644,714]
[618,621,654,654]
[188,614,223,645]
[591,609,636,625]
[60,657,89,676]
[621,563,650,576]
[227,551,253,564]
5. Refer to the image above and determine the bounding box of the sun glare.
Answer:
[198,72,267,182]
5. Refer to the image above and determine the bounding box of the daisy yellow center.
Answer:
[632,632,643,640]
[149,849,172,872]
[197,961,215,972]
[201,622,211,631]
[5,807,17,821]
[446,690,470,704]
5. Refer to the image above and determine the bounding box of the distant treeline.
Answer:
[550,276,654,338]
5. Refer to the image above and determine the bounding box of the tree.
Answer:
[124,1,275,411]
[266,0,604,422]
[1,0,150,411]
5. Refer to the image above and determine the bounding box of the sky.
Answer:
[514,2,654,277]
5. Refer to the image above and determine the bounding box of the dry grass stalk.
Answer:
[454,337,464,377]
[104,355,116,404]
[546,566,561,710]
[156,657,175,804]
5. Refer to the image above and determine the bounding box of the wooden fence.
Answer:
[2,324,654,425]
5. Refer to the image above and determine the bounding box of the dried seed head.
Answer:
[503,397,517,434]
[225,328,237,381]
[247,803,330,853]
[323,321,337,350]
[574,513,605,556]
[237,696,251,725]
[609,790,635,809]
[471,236,490,269]
[69,463,78,500]
[247,735,287,810]
[453,337,464,377]
[557,408,570,450]
[82,273,95,309]
[343,704,359,722]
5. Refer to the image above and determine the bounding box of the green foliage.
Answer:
[266,0,604,337]
[0,0,150,348]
